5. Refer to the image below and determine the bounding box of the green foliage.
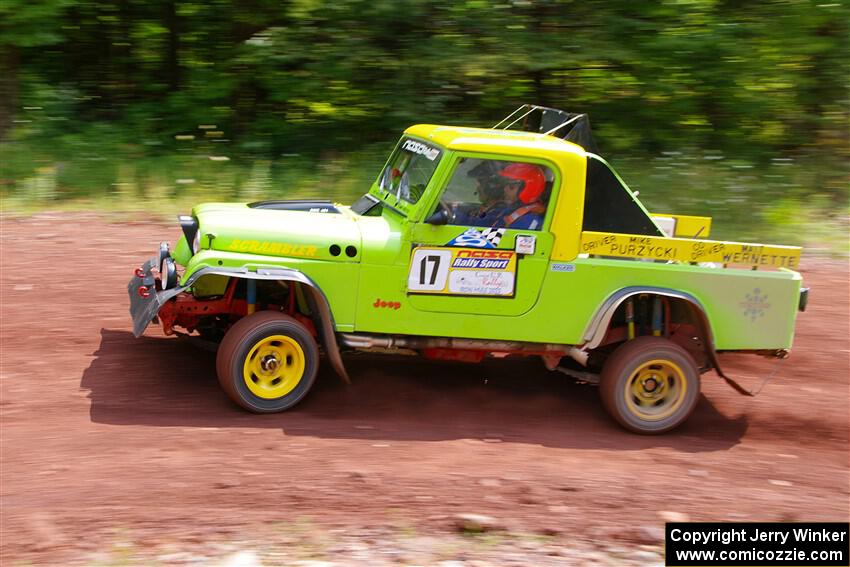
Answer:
[0,0,75,48]
[3,0,848,154]
[0,0,847,250]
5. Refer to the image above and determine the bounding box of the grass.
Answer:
[2,140,847,257]
[614,151,849,256]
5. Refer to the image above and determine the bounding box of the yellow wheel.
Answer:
[217,312,319,413]
[623,359,687,422]
[600,337,700,434]
[242,335,306,399]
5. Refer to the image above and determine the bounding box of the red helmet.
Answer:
[499,163,546,204]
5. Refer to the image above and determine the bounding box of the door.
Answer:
[406,155,558,317]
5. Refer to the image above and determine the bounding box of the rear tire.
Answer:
[599,337,700,434]
[216,311,319,413]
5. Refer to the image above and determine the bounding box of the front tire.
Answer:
[216,311,319,413]
[599,337,700,434]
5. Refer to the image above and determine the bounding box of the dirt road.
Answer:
[1,214,848,565]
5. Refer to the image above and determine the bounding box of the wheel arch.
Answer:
[582,286,727,378]
[181,266,350,383]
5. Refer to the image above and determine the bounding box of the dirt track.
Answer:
[1,214,848,565]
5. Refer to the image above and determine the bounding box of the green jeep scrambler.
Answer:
[129,106,808,434]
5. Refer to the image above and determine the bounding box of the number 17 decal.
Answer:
[419,254,442,286]
[407,246,518,296]
[408,248,452,292]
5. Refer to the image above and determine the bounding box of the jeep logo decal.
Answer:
[373,298,401,310]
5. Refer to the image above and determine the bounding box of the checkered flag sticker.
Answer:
[446,228,506,248]
[479,228,506,246]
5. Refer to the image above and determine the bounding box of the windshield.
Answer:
[377,138,442,204]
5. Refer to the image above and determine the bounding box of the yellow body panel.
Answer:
[580,231,801,269]
[191,274,229,297]
[405,124,588,261]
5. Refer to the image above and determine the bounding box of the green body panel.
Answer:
[190,202,362,262]
[353,251,800,350]
[173,126,803,353]
[534,258,801,349]
[356,211,407,265]
[172,235,192,266]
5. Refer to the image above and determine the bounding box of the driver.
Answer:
[453,160,507,227]
[490,163,547,230]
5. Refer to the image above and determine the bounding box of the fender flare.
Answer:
[581,286,727,378]
[175,266,350,383]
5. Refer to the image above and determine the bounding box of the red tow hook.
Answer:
[137,286,151,298]
[134,267,145,278]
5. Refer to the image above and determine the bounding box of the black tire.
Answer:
[599,337,700,434]
[216,311,319,413]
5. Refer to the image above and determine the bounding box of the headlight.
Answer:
[157,242,170,268]
[161,256,177,289]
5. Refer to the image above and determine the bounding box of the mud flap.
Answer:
[719,374,755,397]
[716,358,786,397]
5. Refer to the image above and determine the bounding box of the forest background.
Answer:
[1,0,847,250]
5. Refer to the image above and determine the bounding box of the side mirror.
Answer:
[425,208,448,225]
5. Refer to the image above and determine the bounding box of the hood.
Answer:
[193,201,362,261]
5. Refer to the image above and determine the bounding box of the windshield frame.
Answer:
[369,135,444,216]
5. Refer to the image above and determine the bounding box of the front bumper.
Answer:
[128,256,184,337]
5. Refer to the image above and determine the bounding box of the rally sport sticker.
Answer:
[407,246,516,297]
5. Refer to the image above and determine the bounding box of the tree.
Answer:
[0,0,75,138]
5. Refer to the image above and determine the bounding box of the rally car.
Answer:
[129,105,807,434]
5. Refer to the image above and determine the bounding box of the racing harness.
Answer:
[500,202,546,228]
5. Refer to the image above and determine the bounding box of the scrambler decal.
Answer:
[226,239,317,257]
[446,228,506,248]
[408,247,516,296]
